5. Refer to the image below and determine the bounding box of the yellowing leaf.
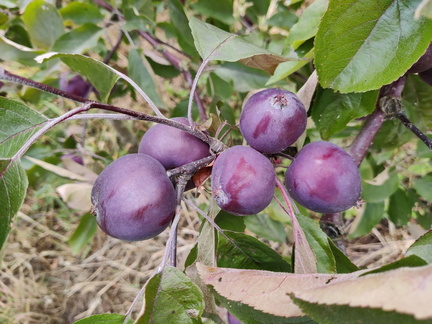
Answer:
[293,265,432,320]
[56,183,93,212]
[197,263,366,318]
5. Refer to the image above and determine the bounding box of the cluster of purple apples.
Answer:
[213,88,361,217]
[90,117,211,241]
[91,89,362,242]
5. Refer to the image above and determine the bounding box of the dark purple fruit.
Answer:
[138,117,210,169]
[239,88,307,154]
[407,43,432,74]
[211,146,275,216]
[419,68,432,86]
[60,75,91,98]
[285,141,361,214]
[91,154,176,241]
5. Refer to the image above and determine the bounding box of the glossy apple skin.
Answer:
[138,117,210,169]
[91,154,176,241]
[285,141,361,214]
[211,146,276,216]
[239,88,307,154]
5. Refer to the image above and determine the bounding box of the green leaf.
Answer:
[167,0,198,57]
[214,210,246,232]
[266,8,298,30]
[52,24,104,54]
[214,62,270,93]
[413,175,432,202]
[60,2,104,25]
[349,201,385,238]
[311,88,378,139]
[189,17,290,74]
[244,213,287,243]
[361,255,427,276]
[37,53,119,102]
[388,188,415,226]
[127,48,165,108]
[22,0,64,50]
[68,213,97,255]
[192,0,235,25]
[362,172,399,203]
[208,73,234,100]
[217,231,291,272]
[327,239,359,273]
[292,298,432,324]
[123,7,155,32]
[0,36,40,65]
[216,294,316,324]
[315,0,432,93]
[406,230,432,263]
[285,0,328,49]
[0,97,48,159]
[0,159,28,250]
[266,49,313,85]
[136,266,204,324]
[74,313,132,324]
[248,0,271,16]
[184,219,220,320]
[296,214,336,273]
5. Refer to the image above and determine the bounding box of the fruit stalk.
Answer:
[349,75,407,166]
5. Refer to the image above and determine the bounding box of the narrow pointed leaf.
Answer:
[127,48,165,108]
[296,214,336,273]
[68,212,98,255]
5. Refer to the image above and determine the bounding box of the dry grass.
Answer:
[1,190,423,324]
[0,195,200,324]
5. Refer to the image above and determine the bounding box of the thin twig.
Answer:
[187,35,236,126]
[0,68,224,151]
[395,112,432,149]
